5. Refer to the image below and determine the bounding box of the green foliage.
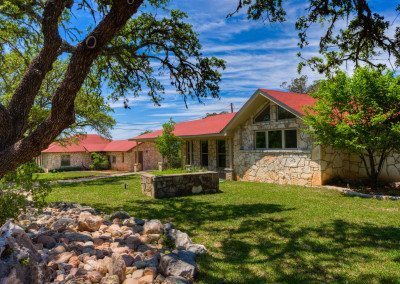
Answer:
[304,67,400,188]
[0,52,115,138]
[231,1,400,73]
[155,119,182,168]
[0,162,51,225]
[280,75,320,94]
[90,153,110,170]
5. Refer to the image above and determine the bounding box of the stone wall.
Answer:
[320,146,400,183]
[141,172,219,198]
[136,142,163,171]
[41,152,92,171]
[106,151,135,171]
[232,101,322,186]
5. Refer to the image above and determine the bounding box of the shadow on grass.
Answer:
[54,178,400,283]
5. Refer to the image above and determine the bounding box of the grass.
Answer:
[149,168,202,175]
[47,176,400,283]
[35,171,109,181]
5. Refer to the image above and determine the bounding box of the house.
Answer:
[38,134,139,172]
[132,89,400,186]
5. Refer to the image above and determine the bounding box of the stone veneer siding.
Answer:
[136,142,163,171]
[232,101,322,186]
[320,146,400,183]
[41,152,92,172]
[106,151,135,171]
[141,171,219,198]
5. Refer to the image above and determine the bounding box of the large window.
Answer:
[186,141,194,165]
[268,130,283,148]
[217,140,226,168]
[255,132,266,148]
[61,155,71,167]
[284,130,297,148]
[201,141,208,167]
[254,105,271,123]
[255,129,298,149]
[277,106,296,120]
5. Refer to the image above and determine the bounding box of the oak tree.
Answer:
[0,0,225,177]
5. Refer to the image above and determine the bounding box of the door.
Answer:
[138,151,144,169]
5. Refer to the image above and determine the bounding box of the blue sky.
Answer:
[87,0,397,139]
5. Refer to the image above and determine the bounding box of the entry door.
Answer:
[138,151,144,166]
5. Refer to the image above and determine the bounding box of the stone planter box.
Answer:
[140,171,219,198]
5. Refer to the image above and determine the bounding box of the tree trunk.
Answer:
[0,0,144,178]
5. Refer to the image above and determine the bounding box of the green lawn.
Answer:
[35,171,108,181]
[47,176,400,283]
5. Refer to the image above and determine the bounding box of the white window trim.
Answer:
[254,128,298,150]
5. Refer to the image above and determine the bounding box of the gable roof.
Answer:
[259,89,316,116]
[132,112,237,141]
[42,134,137,153]
[222,89,316,133]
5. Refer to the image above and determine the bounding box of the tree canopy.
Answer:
[303,67,400,188]
[0,0,225,176]
[232,0,400,73]
[154,119,182,168]
[280,75,320,94]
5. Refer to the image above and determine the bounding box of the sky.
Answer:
[86,0,397,139]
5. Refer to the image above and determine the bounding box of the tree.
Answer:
[90,153,110,170]
[0,52,115,138]
[204,111,229,118]
[0,1,225,177]
[231,1,400,73]
[155,119,182,168]
[303,67,400,189]
[280,75,320,94]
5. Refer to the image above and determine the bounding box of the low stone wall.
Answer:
[141,171,219,198]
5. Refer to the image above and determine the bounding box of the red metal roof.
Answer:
[259,89,316,116]
[133,112,237,140]
[42,134,137,153]
[102,140,138,152]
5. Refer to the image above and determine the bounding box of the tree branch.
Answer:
[3,0,67,145]
[0,0,144,177]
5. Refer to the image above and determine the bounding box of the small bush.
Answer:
[50,166,84,173]
[90,152,110,170]
[0,162,51,225]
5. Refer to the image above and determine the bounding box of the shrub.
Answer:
[90,152,110,170]
[155,119,182,168]
[50,166,84,173]
[0,162,51,225]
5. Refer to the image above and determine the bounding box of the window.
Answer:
[186,141,194,165]
[217,140,226,168]
[254,105,271,123]
[61,155,71,167]
[201,141,208,167]
[277,106,296,120]
[284,130,297,148]
[122,153,125,163]
[268,130,283,149]
[111,156,116,164]
[255,132,266,149]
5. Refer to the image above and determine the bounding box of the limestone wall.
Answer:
[321,146,400,183]
[41,152,91,171]
[232,101,322,186]
[106,151,135,171]
[141,171,219,198]
[136,142,163,171]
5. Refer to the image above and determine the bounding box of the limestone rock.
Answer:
[78,212,103,232]
[159,251,197,280]
[143,220,163,234]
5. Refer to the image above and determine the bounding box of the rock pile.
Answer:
[0,203,206,284]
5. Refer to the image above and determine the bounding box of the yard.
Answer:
[34,171,113,182]
[47,176,400,283]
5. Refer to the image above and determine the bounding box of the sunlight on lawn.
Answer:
[47,176,400,283]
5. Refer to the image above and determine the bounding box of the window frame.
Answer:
[186,141,194,165]
[253,104,271,124]
[200,140,209,167]
[61,154,71,167]
[277,105,297,120]
[254,129,298,150]
[216,140,227,168]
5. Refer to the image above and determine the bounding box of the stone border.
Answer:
[323,185,400,200]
